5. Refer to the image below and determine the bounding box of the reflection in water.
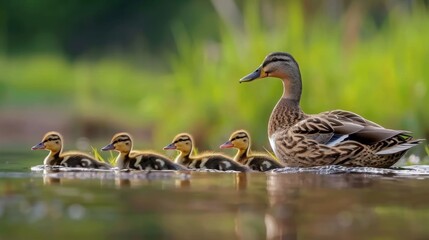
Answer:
[3,165,429,239]
[235,172,248,190]
[264,173,380,240]
[115,178,131,188]
[175,179,191,188]
[265,204,296,240]
[38,166,191,187]
[34,169,417,239]
[265,174,298,240]
[43,169,61,185]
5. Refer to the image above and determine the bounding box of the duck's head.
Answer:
[240,52,301,83]
[101,132,133,154]
[220,130,250,151]
[31,131,63,153]
[164,133,193,155]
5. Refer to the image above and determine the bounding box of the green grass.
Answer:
[91,146,116,166]
[0,1,428,156]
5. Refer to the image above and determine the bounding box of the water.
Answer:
[2,154,429,239]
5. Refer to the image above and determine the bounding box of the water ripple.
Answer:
[0,165,190,180]
[271,165,429,176]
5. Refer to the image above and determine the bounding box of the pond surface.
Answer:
[2,153,429,239]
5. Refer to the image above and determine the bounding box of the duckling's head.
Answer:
[240,52,301,83]
[101,132,133,154]
[220,130,250,151]
[164,133,193,155]
[31,131,63,153]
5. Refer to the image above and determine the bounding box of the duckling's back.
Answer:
[127,152,185,170]
[60,152,112,169]
[244,156,284,171]
[190,154,250,172]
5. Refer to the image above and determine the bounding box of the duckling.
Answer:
[101,132,185,170]
[220,130,284,171]
[31,131,111,169]
[240,52,423,167]
[163,133,249,172]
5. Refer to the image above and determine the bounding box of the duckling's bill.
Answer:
[219,141,234,149]
[163,143,176,150]
[31,142,45,150]
[101,144,114,151]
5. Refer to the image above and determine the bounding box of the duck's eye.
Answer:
[185,142,189,145]
[243,139,247,142]
[55,141,59,144]
[125,142,129,145]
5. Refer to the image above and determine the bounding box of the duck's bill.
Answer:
[219,141,234,149]
[163,143,176,150]
[239,67,262,82]
[101,144,114,151]
[31,142,45,150]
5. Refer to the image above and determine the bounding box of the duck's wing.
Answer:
[292,110,409,146]
[323,110,382,127]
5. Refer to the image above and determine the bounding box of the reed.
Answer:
[91,146,116,166]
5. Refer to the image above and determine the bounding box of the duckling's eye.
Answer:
[125,142,129,145]
[55,141,59,144]
[185,142,189,145]
[243,139,247,142]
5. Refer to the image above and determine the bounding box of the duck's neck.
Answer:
[268,79,305,137]
[281,73,302,101]
[45,150,61,165]
[116,152,129,169]
[234,147,249,164]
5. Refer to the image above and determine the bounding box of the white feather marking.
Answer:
[222,160,232,170]
[134,156,142,169]
[81,158,91,167]
[200,159,208,169]
[156,159,165,167]
[326,135,349,147]
[262,161,271,170]
[61,156,69,167]
[376,143,418,155]
[268,138,276,152]
[269,137,276,155]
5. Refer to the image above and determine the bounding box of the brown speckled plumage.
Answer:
[240,52,423,168]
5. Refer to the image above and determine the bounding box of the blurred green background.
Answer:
[0,0,428,158]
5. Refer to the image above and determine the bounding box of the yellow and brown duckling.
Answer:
[220,130,284,171]
[164,133,249,172]
[31,131,111,169]
[240,52,423,167]
[101,132,185,170]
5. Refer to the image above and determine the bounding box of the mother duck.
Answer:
[240,52,422,168]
